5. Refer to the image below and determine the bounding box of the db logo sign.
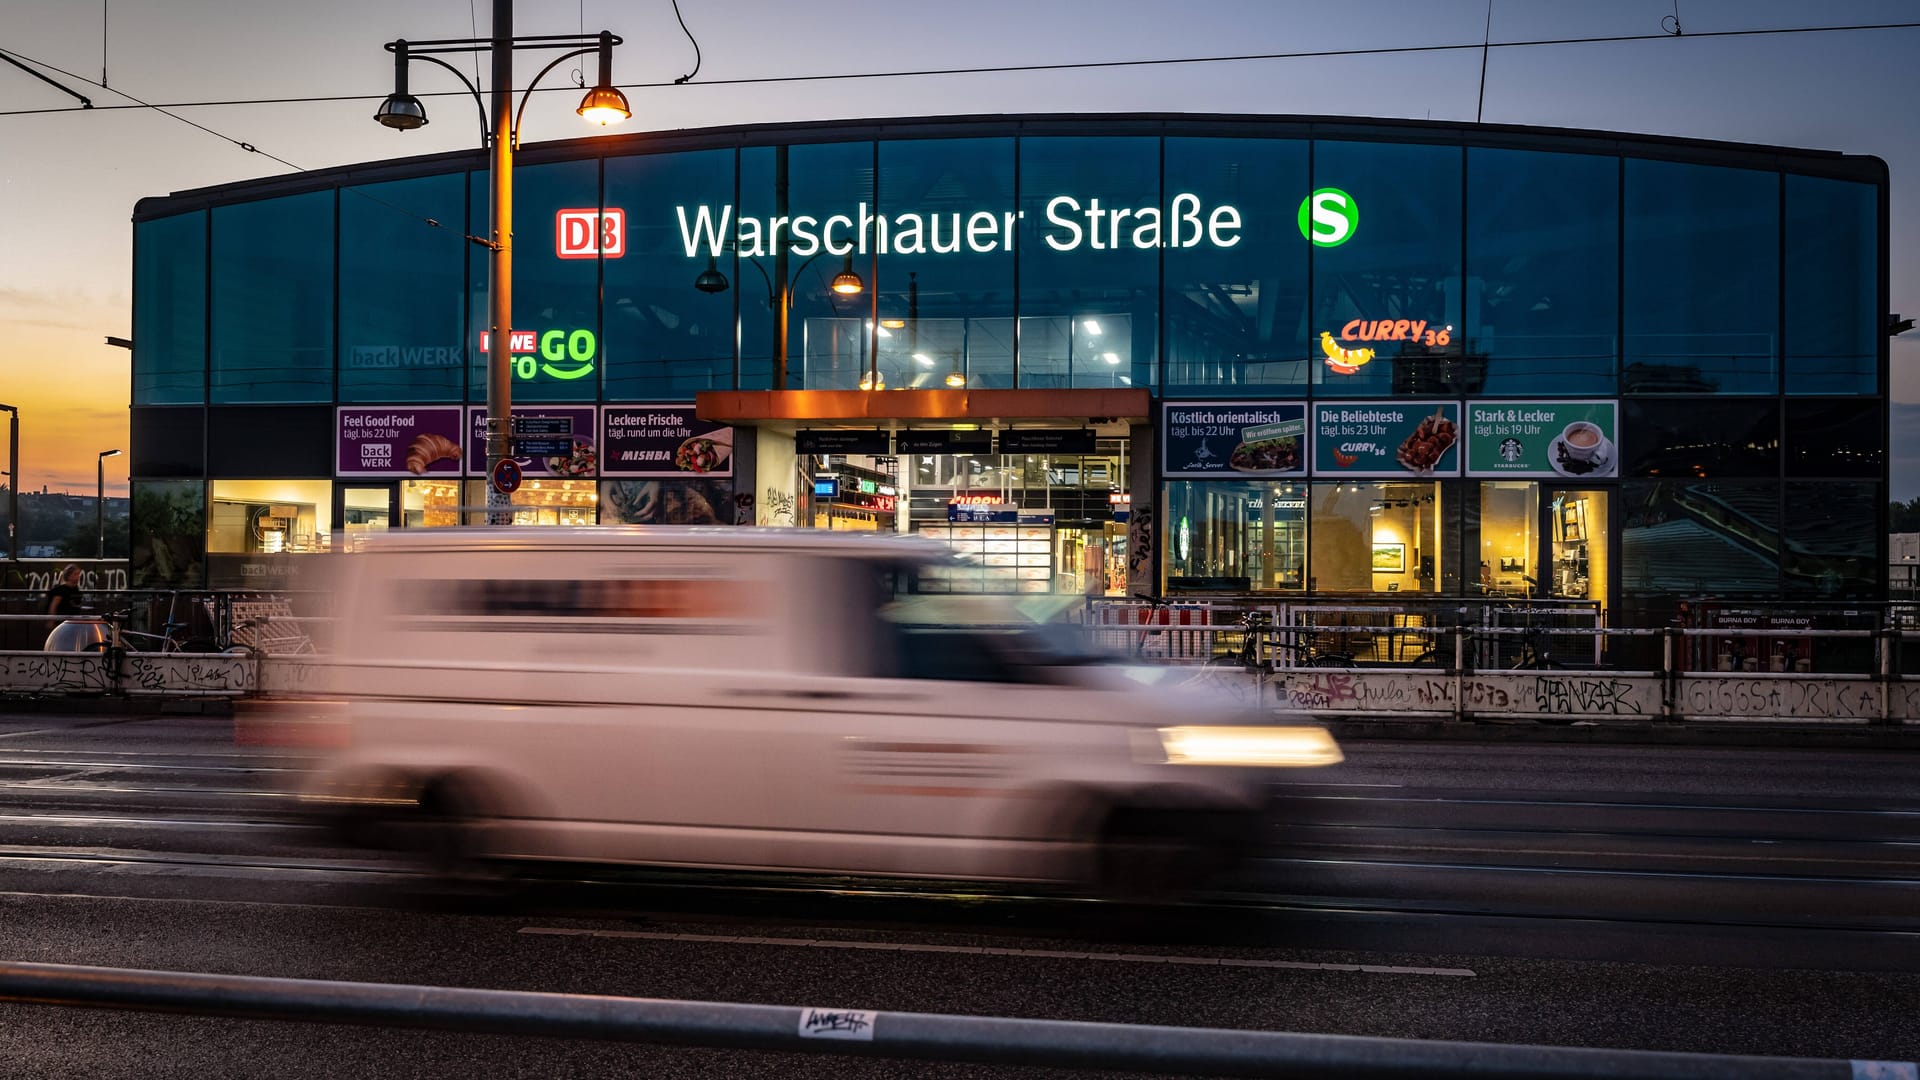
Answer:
[556,208,625,259]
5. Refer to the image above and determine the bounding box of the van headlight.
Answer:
[1157,725,1343,767]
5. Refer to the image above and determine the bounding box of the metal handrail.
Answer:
[0,960,1907,1079]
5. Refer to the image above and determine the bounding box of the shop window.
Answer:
[604,148,738,400]
[211,191,332,404]
[1621,399,1779,479]
[463,479,599,526]
[876,139,1016,391]
[1309,481,1442,594]
[133,211,206,405]
[1310,141,1463,397]
[1621,480,1779,595]
[1784,399,1883,478]
[1466,148,1618,396]
[1623,160,1778,394]
[207,480,333,554]
[1785,175,1878,395]
[1017,137,1159,390]
[1782,481,1878,599]
[467,161,600,404]
[339,174,466,403]
[400,479,463,528]
[1473,481,1538,597]
[1164,481,1307,593]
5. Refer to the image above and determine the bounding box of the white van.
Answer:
[299,526,1340,894]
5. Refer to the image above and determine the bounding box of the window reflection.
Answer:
[211,192,332,404]
[1785,176,1877,395]
[1467,148,1618,395]
[605,148,737,400]
[1623,160,1778,394]
[1018,138,1159,389]
[1622,481,1780,594]
[134,212,206,405]
[469,161,600,404]
[1310,142,1463,397]
[340,175,465,403]
[1163,137,1310,397]
[1783,481,1876,598]
[1622,399,1779,478]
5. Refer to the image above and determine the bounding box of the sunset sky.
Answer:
[3,0,1917,498]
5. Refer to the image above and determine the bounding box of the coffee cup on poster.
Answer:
[1560,421,1605,462]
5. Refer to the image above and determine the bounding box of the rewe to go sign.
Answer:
[477,329,598,381]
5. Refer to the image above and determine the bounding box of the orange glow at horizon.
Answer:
[3,321,131,498]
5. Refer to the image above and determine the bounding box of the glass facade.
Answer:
[133,211,206,405]
[209,191,333,403]
[127,116,1888,606]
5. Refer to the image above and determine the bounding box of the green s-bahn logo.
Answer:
[1298,188,1359,248]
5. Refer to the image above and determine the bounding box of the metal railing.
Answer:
[0,960,1908,1079]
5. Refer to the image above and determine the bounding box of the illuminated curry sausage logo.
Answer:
[1321,320,1452,376]
[478,329,598,381]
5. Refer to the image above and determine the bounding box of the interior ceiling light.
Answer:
[913,353,934,367]
[881,319,906,329]
[1082,319,1102,335]
[1102,352,1121,365]
[945,371,966,388]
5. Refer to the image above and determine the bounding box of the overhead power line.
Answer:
[2,19,1919,119]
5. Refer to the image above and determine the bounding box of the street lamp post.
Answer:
[96,449,120,560]
[0,404,17,561]
[374,0,629,524]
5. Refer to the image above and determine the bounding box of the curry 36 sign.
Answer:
[1312,403,1460,478]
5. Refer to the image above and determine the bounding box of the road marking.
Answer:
[517,926,1475,977]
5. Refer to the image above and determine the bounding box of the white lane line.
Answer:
[517,926,1475,977]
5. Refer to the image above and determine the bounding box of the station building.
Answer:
[128,113,1889,628]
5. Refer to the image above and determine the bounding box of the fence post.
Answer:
[1876,628,1894,727]
[1451,623,1466,723]
[1661,628,1680,722]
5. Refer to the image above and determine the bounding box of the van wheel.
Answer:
[412,777,508,887]
[1094,806,1242,901]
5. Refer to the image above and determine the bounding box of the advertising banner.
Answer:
[1465,400,1619,479]
[601,405,735,478]
[336,406,465,478]
[464,406,598,478]
[1311,402,1460,478]
[1162,402,1307,479]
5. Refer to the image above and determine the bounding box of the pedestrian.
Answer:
[43,564,84,617]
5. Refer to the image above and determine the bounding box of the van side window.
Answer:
[890,627,1029,684]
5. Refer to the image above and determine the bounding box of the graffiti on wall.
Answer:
[1276,670,1649,718]
[1678,678,1881,721]
[1,653,113,695]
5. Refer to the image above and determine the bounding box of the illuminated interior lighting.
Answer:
[1081,319,1102,335]
[1102,352,1121,365]
[881,318,906,329]
[913,353,934,367]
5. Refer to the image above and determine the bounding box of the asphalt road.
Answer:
[0,709,1914,1078]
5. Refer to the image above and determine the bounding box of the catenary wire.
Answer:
[2,19,1919,118]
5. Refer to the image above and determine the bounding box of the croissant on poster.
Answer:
[405,432,462,475]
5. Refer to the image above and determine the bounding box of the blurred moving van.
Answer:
[300,526,1340,893]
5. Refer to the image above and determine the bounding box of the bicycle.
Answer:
[85,594,251,656]
[1262,617,1355,669]
[1500,577,1559,670]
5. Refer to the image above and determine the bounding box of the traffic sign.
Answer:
[490,457,523,495]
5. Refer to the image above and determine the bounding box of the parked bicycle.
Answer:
[85,593,253,656]
[1258,614,1356,669]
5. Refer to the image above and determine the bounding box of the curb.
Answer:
[0,696,234,717]
[1327,717,1920,750]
